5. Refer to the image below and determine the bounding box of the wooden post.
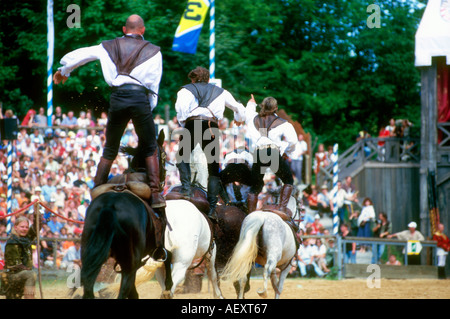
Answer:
[419,61,438,239]
[35,201,44,299]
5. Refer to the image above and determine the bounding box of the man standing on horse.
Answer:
[239,95,298,215]
[53,14,165,210]
[174,66,246,221]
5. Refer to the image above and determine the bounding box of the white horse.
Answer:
[222,196,298,299]
[154,199,223,299]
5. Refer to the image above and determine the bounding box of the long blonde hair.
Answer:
[11,216,30,236]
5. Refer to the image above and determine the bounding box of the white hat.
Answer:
[408,221,417,229]
[35,186,42,192]
[314,214,321,219]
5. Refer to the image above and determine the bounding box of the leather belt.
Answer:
[111,84,149,94]
[185,115,219,139]
[185,115,218,125]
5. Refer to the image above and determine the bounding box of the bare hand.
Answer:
[248,94,256,104]
[53,70,68,85]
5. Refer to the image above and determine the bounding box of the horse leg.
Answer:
[170,261,190,298]
[82,281,96,299]
[257,258,278,298]
[205,245,224,299]
[237,277,248,299]
[271,264,290,299]
[82,265,103,299]
[118,271,138,299]
[158,251,173,299]
[233,271,251,299]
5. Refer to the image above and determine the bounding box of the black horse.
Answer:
[81,191,156,299]
[80,131,172,299]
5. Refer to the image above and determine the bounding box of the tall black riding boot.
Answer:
[152,207,168,262]
[278,184,294,213]
[176,162,192,199]
[145,154,166,209]
[207,176,221,222]
[93,157,114,188]
[247,192,258,214]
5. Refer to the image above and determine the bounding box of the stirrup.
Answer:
[152,247,168,262]
[207,210,219,223]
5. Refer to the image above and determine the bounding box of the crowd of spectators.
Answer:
[0,108,438,278]
[0,106,306,270]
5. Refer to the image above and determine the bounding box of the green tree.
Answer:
[0,0,425,152]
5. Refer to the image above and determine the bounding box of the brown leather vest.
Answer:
[102,34,160,78]
[254,114,286,137]
[182,83,224,108]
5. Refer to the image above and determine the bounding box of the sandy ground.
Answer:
[29,277,450,299]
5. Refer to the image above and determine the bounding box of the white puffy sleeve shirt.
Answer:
[58,42,163,110]
[175,88,246,126]
[244,101,298,156]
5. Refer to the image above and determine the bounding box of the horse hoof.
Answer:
[257,289,268,298]
[160,290,172,299]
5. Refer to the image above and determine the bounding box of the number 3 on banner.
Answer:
[184,1,203,21]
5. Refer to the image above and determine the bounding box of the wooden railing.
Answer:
[438,122,450,149]
[320,137,420,181]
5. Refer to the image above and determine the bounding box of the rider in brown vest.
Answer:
[53,15,165,210]
[174,67,246,221]
[238,95,298,215]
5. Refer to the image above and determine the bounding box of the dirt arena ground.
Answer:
[29,278,450,299]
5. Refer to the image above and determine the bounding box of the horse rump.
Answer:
[80,200,118,298]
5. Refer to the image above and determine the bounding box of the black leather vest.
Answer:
[102,34,160,77]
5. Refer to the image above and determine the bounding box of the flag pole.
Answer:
[332,144,339,236]
[209,0,215,80]
[47,0,54,127]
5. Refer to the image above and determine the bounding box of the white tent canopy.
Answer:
[415,0,450,66]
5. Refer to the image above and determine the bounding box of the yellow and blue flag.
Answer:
[172,0,210,54]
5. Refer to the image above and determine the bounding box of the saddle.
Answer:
[164,185,210,215]
[91,172,151,201]
[260,204,292,222]
[90,172,166,259]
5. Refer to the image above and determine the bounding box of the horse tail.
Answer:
[81,206,117,287]
[222,213,264,283]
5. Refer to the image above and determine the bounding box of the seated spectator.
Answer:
[47,215,64,235]
[307,185,319,210]
[385,254,401,266]
[60,241,81,270]
[340,223,356,264]
[21,109,36,127]
[41,178,56,204]
[325,238,337,270]
[317,184,333,217]
[33,107,47,127]
[40,230,56,267]
[296,238,325,278]
[311,214,323,234]
[314,238,330,274]
[60,111,78,130]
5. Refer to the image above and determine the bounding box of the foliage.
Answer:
[0,0,426,151]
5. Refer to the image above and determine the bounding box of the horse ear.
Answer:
[157,129,165,147]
